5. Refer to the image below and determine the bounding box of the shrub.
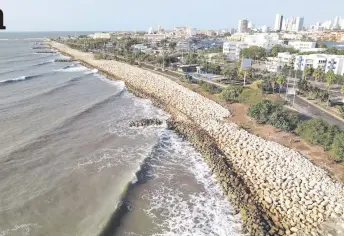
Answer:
[247,100,280,124]
[337,105,344,118]
[247,100,300,131]
[296,119,340,151]
[238,88,264,105]
[219,86,243,102]
[258,80,273,94]
[331,132,344,162]
[268,110,300,131]
[252,80,263,90]
[200,83,222,94]
[181,74,192,83]
[94,52,106,60]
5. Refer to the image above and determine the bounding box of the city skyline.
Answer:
[2,0,344,31]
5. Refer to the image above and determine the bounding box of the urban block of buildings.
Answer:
[266,52,344,76]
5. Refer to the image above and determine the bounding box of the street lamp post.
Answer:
[326,59,336,108]
[292,56,303,106]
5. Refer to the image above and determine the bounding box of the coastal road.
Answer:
[286,95,344,129]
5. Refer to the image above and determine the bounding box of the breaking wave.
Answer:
[0,71,56,85]
[99,130,242,236]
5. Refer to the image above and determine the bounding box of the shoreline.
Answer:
[50,41,344,235]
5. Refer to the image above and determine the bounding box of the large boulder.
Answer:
[129,118,163,128]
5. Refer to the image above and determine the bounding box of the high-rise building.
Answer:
[332,16,340,30]
[294,17,304,32]
[282,16,304,32]
[238,18,249,33]
[274,14,283,31]
[148,26,154,34]
[261,25,269,33]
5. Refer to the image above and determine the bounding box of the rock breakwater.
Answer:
[51,41,344,235]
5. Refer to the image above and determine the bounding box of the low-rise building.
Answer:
[288,41,316,50]
[91,32,111,39]
[294,54,327,71]
[132,44,152,53]
[144,34,166,43]
[223,41,249,60]
[243,33,282,50]
[325,56,344,75]
[266,52,295,72]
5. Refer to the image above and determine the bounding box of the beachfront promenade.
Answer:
[51,41,344,235]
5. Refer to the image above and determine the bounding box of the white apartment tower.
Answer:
[294,17,304,32]
[274,14,283,31]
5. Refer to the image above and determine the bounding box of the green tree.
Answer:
[303,66,314,80]
[276,74,286,94]
[315,41,327,48]
[219,86,244,102]
[238,88,264,105]
[247,100,280,124]
[270,45,298,57]
[341,84,344,96]
[296,119,340,150]
[312,67,325,82]
[222,67,237,81]
[331,132,344,162]
[325,70,336,105]
[240,46,266,60]
[169,42,177,51]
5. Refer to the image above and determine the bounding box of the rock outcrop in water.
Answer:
[129,118,163,127]
[50,41,344,236]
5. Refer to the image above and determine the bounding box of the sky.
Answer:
[1,0,344,31]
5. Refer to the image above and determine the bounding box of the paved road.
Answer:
[285,95,344,129]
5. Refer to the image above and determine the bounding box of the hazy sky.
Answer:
[2,0,344,31]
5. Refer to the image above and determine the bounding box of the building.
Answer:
[261,25,269,33]
[274,14,283,31]
[266,52,295,72]
[281,33,303,40]
[281,16,304,32]
[243,33,282,50]
[288,41,316,50]
[325,56,344,75]
[91,32,111,39]
[294,54,331,73]
[144,34,166,43]
[294,17,304,32]
[132,44,152,53]
[238,19,249,33]
[148,26,154,34]
[227,33,248,41]
[223,41,249,60]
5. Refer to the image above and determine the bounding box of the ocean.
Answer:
[0,33,242,236]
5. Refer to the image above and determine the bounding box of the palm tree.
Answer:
[271,76,277,93]
[325,70,336,106]
[312,67,325,82]
[276,74,287,94]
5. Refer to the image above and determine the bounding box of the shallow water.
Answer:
[0,36,242,236]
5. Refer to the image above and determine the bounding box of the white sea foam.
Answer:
[54,65,88,72]
[0,76,27,83]
[141,131,243,236]
[0,223,41,236]
[68,145,151,173]
[96,73,126,88]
